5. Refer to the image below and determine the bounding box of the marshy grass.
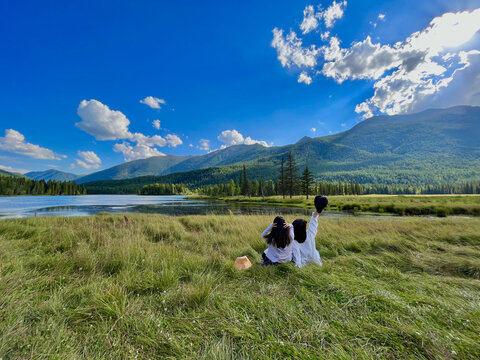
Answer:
[1,214,480,358]
[198,194,480,217]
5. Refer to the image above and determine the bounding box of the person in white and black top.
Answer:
[292,196,328,268]
[261,216,295,265]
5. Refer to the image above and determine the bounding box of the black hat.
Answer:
[314,196,328,213]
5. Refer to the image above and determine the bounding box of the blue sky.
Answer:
[1,0,480,174]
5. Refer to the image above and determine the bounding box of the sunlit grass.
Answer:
[1,214,480,358]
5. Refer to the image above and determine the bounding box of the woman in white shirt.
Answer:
[291,196,328,268]
[261,216,295,265]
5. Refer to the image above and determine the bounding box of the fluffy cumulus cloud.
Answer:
[140,96,166,109]
[300,5,319,34]
[198,139,210,151]
[298,72,313,84]
[166,134,183,147]
[113,143,165,162]
[76,99,183,161]
[0,129,62,160]
[76,100,131,140]
[217,129,270,149]
[299,1,347,36]
[273,5,480,118]
[72,151,102,170]
[323,0,347,28]
[271,28,319,68]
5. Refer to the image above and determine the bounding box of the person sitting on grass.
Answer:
[261,216,295,265]
[291,195,328,268]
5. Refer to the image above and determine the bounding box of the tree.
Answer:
[241,165,250,196]
[259,175,265,200]
[279,156,286,199]
[285,151,298,199]
[301,162,314,199]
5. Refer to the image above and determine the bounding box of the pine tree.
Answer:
[286,151,298,199]
[301,162,314,199]
[259,175,265,200]
[279,156,286,199]
[241,165,250,196]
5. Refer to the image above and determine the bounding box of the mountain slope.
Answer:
[77,155,190,183]
[78,105,480,185]
[0,169,26,178]
[26,169,80,182]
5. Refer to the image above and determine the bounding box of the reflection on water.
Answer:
[0,195,313,219]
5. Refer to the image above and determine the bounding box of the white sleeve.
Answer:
[288,223,295,242]
[262,224,273,239]
[305,212,323,266]
[306,212,319,244]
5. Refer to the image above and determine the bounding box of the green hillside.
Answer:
[76,106,480,186]
[0,169,26,178]
[25,169,80,182]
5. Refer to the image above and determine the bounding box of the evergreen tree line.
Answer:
[0,177,87,196]
[139,183,190,195]
[196,151,480,197]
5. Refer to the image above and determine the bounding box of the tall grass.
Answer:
[1,214,480,359]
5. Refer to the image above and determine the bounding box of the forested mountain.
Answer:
[25,169,80,182]
[0,169,25,178]
[76,155,189,183]
[76,105,480,185]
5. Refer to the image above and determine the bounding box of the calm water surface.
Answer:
[0,195,317,219]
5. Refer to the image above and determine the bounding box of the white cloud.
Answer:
[198,139,210,151]
[72,150,102,170]
[76,99,173,162]
[0,129,62,160]
[298,72,313,84]
[322,1,347,28]
[130,132,167,147]
[271,28,319,68]
[300,5,319,34]
[321,31,330,41]
[165,134,183,147]
[76,100,131,140]
[310,127,317,133]
[152,119,161,130]
[140,96,166,109]
[0,164,30,174]
[300,2,347,34]
[273,7,480,118]
[217,129,270,149]
[113,142,165,161]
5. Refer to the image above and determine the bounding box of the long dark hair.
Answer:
[292,219,307,243]
[266,216,292,249]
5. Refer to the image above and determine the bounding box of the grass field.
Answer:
[1,214,480,359]
[195,195,480,217]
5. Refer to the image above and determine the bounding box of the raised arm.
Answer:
[262,223,274,239]
[306,212,319,244]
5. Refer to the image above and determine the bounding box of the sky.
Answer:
[1,0,480,174]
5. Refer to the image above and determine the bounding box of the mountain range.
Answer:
[21,106,480,187]
[25,169,80,182]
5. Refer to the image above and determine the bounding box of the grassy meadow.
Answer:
[197,195,480,217]
[1,214,480,359]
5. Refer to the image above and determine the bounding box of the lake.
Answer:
[0,195,318,219]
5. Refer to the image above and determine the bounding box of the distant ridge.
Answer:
[26,169,80,182]
[0,169,26,178]
[57,105,480,186]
